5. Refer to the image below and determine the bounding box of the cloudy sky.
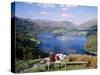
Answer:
[13,2,97,24]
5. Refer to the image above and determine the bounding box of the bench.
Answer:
[46,61,88,70]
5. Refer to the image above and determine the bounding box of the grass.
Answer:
[15,59,41,72]
[16,54,97,73]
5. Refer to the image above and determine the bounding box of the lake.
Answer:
[36,32,87,54]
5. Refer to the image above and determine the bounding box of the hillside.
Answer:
[12,17,97,35]
[77,19,97,31]
[12,16,75,33]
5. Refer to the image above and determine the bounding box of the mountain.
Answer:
[12,16,75,33]
[12,16,97,36]
[12,17,36,33]
[77,19,97,31]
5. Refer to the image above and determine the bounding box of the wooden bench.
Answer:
[46,61,88,70]
[32,61,88,71]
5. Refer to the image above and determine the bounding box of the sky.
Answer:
[12,2,97,25]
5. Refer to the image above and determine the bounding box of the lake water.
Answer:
[36,32,87,54]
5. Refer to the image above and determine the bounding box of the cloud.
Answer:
[25,2,33,4]
[62,7,68,11]
[60,4,79,8]
[61,13,71,17]
[36,3,56,8]
[60,4,79,11]
[40,11,50,15]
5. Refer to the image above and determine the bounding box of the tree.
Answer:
[16,33,41,60]
[85,34,97,54]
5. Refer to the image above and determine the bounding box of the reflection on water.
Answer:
[36,32,87,54]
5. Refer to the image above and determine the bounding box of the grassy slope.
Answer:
[85,32,97,54]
